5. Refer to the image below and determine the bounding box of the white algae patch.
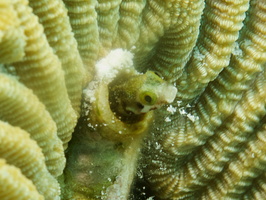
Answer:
[95,48,134,81]
[83,48,136,106]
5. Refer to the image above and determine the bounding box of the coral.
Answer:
[0,0,25,63]
[0,74,65,176]
[0,0,266,200]
[0,159,44,200]
[140,0,266,199]
[0,121,60,199]
[12,0,78,149]
[28,0,85,115]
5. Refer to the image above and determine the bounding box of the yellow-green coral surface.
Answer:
[0,0,266,200]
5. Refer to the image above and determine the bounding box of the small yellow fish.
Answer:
[109,71,177,123]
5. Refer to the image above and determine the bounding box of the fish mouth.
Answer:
[125,104,160,115]
[124,84,178,115]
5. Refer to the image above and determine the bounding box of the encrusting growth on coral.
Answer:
[0,0,266,199]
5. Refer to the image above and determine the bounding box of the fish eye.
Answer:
[144,95,152,103]
[140,91,157,105]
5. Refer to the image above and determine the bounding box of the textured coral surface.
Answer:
[0,0,266,200]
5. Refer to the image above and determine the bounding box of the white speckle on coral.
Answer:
[155,142,161,150]
[187,113,199,122]
[87,123,93,128]
[176,100,182,106]
[193,46,205,61]
[186,104,192,108]
[165,117,171,122]
[167,105,177,114]
[130,46,136,50]
[178,106,199,122]
[232,42,243,56]
[179,107,187,115]
[137,170,143,179]
[83,81,97,103]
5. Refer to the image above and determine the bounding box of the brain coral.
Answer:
[0,0,266,200]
